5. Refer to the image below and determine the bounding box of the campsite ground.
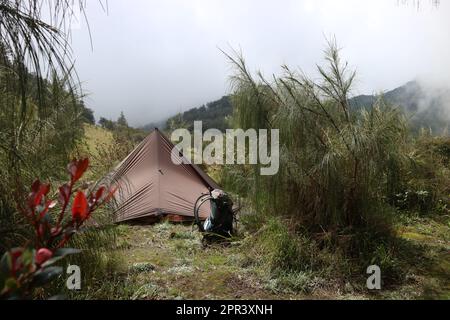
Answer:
[78,214,449,300]
[94,222,306,300]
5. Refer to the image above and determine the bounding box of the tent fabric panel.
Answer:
[157,131,211,218]
[109,129,219,223]
[157,129,220,190]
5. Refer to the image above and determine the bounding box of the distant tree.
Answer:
[99,117,116,131]
[117,111,128,127]
[98,117,107,127]
[165,96,232,133]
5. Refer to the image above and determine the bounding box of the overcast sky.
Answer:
[70,0,450,126]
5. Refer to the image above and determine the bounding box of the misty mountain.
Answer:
[164,96,232,132]
[144,81,449,135]
[350,81,450,134]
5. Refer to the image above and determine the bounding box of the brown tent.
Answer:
[108,129,219,223]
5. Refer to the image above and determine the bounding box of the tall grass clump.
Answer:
[223,39,413,284]
[0,69,85,252]
[0,0,93,252]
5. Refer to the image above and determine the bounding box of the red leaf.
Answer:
[88,186,106,207]
[31,180,41,193]
[33,193,43,208]
[35,248,53,266]
[40,184,50,196]
[72,191,88,222]
[95,186,106,201]
[34,184,50,207]
[68,158,89,183]
[28,180,41,209]
[58,183,70,205]
[28,181,50,210]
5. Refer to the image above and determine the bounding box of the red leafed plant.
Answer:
[0,158,117,299]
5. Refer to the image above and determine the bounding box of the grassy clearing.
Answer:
[80,124,115,157]
[73,212,448,300]
[76,124,116,180]
[395,215,450,299]
[106,222,298,300]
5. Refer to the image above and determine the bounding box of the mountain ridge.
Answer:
[143,81,449,134]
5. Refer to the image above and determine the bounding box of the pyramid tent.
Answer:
[108,129,219,223]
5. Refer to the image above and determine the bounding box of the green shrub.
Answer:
[224,40,410,236]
